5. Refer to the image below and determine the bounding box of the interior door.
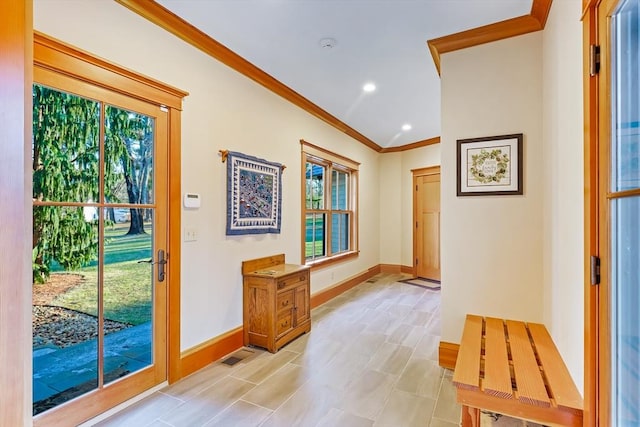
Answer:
[32,70,168,425]
[596,0,640,424]
[414,167,441,281]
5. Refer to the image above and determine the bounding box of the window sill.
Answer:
[304,250,359,270]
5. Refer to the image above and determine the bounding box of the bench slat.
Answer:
[528,322,583,412]
[453,314,483,390]
[482,317,513,399]
[506,320,550,407]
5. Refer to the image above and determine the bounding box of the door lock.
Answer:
[137,249,167,282]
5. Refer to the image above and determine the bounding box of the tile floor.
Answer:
[93,273,461,427]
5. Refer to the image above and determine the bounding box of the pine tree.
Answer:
[32,85,153,282]
[105,105,154,235]
[32,85,101,282]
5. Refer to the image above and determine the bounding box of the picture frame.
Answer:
[226,151,282,235]
[457,133,523,196]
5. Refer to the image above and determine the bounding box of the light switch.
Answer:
[184,228,198,242]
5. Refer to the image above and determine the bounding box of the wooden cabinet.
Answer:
[242,254,311,353]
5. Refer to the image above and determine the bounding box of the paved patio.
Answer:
[33,322,152,406]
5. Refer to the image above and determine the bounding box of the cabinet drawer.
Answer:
[277,271,308,291]
[276,313,292,336]
[277,290,294,312]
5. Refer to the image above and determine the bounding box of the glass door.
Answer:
[32,73,168,423]
[607,1,640,424]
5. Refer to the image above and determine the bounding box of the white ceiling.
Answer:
[158,0,533,148]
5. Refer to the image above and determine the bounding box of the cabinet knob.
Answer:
[281,320,288,327]
[278,282,285,289]
[282,299,289,307]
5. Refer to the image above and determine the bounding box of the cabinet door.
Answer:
[294,283,310,325]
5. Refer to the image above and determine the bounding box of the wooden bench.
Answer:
[453,314,583,427]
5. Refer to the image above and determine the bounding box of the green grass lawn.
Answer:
[103,222,152,264]
[305,216,325,259]
[51,223,153,325]
[305,241,325,259]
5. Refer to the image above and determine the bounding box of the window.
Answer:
[301,140,359,266]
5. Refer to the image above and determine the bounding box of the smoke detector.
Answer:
[319,37,337,49]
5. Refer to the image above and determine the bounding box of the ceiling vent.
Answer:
[319,37,337,49]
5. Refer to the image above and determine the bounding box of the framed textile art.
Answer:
[226,151,282,235]
[456,133,523,196]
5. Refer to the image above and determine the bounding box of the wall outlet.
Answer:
[184,228,198,242]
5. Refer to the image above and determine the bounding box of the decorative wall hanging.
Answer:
[220,150,285,235]
[456,133,523,196]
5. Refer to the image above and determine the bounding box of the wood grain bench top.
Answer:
[453,314,583,427]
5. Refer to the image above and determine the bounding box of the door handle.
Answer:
[137,249,167,282]
[156,249,167,282]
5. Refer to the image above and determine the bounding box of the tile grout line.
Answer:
[227,349,301,385]
[429,370,448,426]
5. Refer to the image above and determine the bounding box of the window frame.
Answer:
[301,139,359,268]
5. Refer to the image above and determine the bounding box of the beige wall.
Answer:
[440,33,545,342]
[34,0,381,351]
[400,145,441,267]
[379,153,403,265]
[542,0,584,392]
[379,144,441,268]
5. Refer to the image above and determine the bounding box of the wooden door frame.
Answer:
[0,1,33,425]
[31,33,187,426]
[583,2,599,424]
[583,0,626,425]
[412,166,441,278]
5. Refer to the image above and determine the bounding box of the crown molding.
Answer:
[379,136,441,153]
[530,0,553,27]
[427,0,552,75]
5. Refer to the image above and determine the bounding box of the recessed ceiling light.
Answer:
[363,82,376,93]
[402,124,412,131]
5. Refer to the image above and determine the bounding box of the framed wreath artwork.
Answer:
[456,133,523,196]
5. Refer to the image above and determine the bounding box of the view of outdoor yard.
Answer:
[47,221,153,326]
[32,83,158,414]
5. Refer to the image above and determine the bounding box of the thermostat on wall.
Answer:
[183,193,201,209]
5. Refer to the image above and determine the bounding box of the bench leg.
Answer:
[461,405,480,427]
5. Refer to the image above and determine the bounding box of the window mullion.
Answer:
[326,166,333,257]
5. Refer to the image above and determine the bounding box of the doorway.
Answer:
[31,33,186,426]
[413,166,441,281]
[32,78,168,424]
